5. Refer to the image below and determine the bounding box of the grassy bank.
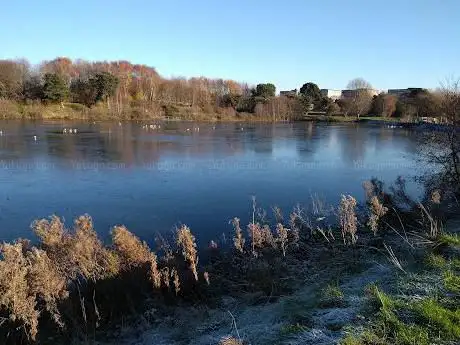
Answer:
[1,100,408,123]
[0,179,459,344]
[301,114,407,123]
[0,99,293,122]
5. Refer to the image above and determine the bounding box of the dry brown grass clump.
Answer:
[111,225,161,288]
[72,215,120,280]
[431,189,441,204]
[219,336,243,345]
[363,180,375,200]
[272,206,284,223]
[171,268,181,295]
[176,225,199,281]
[339,195,358,245]
[0,242,68,340]
[27,248,68,328]
[232,217,245,253]
[0,242,39,340]
[367,196,389,235]
[248,223,264,256]
[32,215,119,281]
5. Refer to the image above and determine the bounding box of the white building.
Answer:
[320,89,342,100]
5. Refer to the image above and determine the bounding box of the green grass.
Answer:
[368,289,429,345]
[438,233,460,247]
[443,270,460,293]
[279,323,307,335]
[319,283,346,308]
[343,281,460,345]
[425,253,447,269]
[359,116,403,122]
[413,298,460,340]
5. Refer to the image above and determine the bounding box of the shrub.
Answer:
[0,99,21,118]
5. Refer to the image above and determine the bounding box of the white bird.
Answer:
[63,128,67,134]
[150,124,154,129]
[0,130,3,136]
[118,122,122,126]
[240,127,244,131]
[33,135,37,141]
[186,128,190,131]
[74,128,78,134]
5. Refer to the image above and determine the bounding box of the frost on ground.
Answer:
[96,264,396,345]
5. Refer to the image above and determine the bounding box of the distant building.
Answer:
[320,89,342,100]
[341,88,382,99]
[280,89,298,98]
[388,88,425,98]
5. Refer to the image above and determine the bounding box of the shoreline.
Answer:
[0,181,459,344]
[0,100,415,124]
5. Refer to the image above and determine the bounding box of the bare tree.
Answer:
[419,79,460,191]
[346,78,373,90]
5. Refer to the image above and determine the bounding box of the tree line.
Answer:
[0,57,449,120]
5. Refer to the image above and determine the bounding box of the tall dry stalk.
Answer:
[367,196,388,236]
[231,217,245,253]
[248,223,264,257]
[276,223,289,257]
[362,180,375,200]
[262,224,277,249]
[431,190,441,204]
[418,203,443,239]
[161,267,170,288]
[338,195,358,245]
[171,268,180,295]
[176,225,199,281]
[272,206,284,223]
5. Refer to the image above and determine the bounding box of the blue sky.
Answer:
[2,0,459,91]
